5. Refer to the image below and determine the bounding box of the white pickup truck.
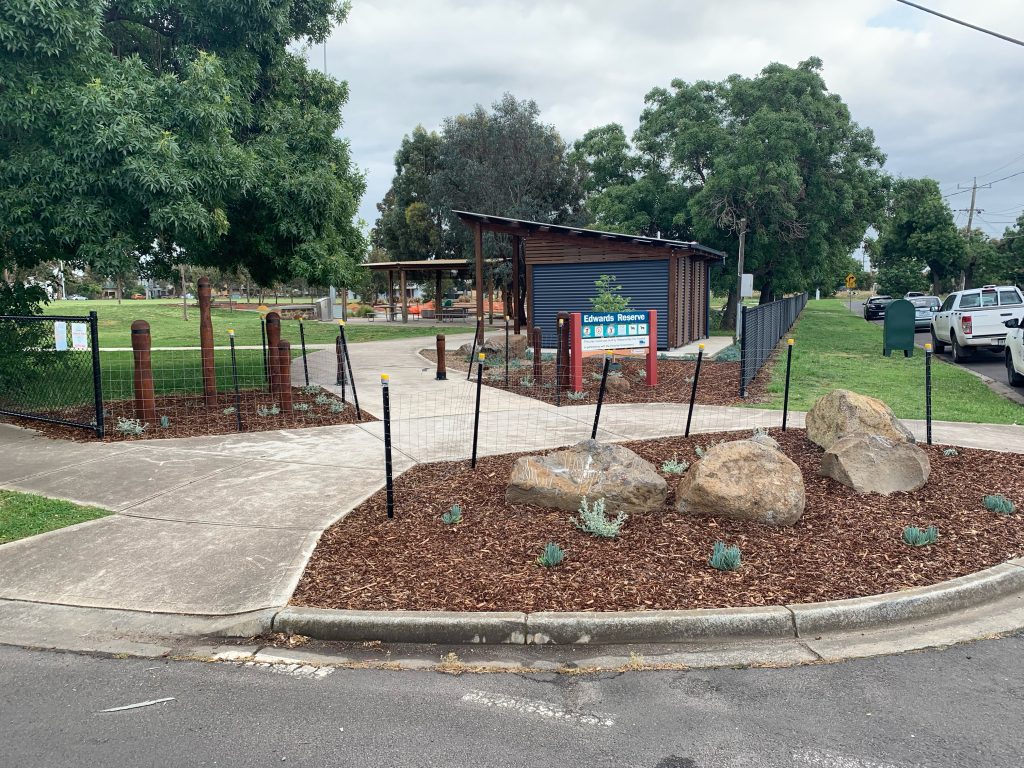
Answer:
[1006,316,1024,387]
[930,285,1024,363]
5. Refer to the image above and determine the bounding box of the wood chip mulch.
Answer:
[1,386,373,442]
[291,429,1024,612]
[422,350,769,406]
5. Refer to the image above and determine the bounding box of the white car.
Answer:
[1006,317,1024,387]
[930,285,1024,363]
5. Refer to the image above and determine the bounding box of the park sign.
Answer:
[570,310,658,391]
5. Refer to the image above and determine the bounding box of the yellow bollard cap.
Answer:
[698,343,705,350]
[337,319,346,327]
[787,338,794,346]
[558,317,564,325]
[380,373,390,382]
[924,342,932,350]
[227,328,234,337]
[478,352,485,360]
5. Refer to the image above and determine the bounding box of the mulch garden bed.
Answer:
[292,428,1024,612]
[2,386,373,442]
[421,350,769,407]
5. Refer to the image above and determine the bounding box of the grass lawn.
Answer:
[41,299,454,348]
[0,490,108,544]
[759,300,1023,426]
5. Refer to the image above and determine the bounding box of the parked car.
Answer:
[1005,317,1024,387]
[904,291,927,299]
[130,293,146,300]
[909,296,941,330]
[931,285,1024,363]
[863,295,893,320]
[67,294,88,301]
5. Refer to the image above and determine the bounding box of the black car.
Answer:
[863,295,893,320]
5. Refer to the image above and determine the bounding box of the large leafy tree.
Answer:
[869,177,963,295]
[573,59,888,326]
[0,0,364,294]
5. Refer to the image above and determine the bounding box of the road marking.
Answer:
[793,748,920,768]
[460,689,614,727]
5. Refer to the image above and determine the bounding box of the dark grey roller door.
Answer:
[531,260,669,349]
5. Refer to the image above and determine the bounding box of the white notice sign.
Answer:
[70,323,88,350]
[54,321,68,351]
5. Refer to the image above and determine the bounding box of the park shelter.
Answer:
[454,211,726,349]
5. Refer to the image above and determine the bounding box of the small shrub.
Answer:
[293,403,311,413]
[715,344,741,362]
[301,385,321,395]
[519,377,534,388]
[637,368,646,379]
[661,457,689,474]
[574,497,627,538]
[902,525,939,547]
[315,393,333,406]
[657,353,669,361]
[567,390,586,401]
[709,541,741,571]
[752,426,768,437]
[524,348,534,360]
[541,352,556,362]
[329,400,346,413]
[159,415,170,429]
[441,504,463,525]
[256,404,280,417]
[942,447,959,457]
[508,358,523,370]
[222,406,236,416]
[983,495,1016,515]
[589,371,603,381]
[537,542,566,568]
[695,445,706,459]
[115,417,145,436]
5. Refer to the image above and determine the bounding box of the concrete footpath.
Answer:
[1,332,1023,656]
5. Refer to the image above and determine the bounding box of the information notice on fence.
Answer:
[570,309,658,390]
[70,323,89,351]
[54,321,68,351]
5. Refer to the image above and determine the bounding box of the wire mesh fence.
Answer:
[739,293,808,396]
[0,313,103,436]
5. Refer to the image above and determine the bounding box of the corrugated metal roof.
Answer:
[453,210,726,260]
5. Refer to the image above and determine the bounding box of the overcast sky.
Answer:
[321,0,1024,244]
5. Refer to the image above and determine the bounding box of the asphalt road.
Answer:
[849,300,1007,383]
[3,636,1024,768]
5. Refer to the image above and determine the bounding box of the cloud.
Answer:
[323,0,1024,239]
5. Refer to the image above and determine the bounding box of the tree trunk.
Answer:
[721,285,738,331]
[758,276,775,305]
[116,277,123,305]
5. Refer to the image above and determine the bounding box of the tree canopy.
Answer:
[572,58,888,321]
[0,0,365,288]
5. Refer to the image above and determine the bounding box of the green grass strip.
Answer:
[0,490,109,544]
[757,300,1022,425]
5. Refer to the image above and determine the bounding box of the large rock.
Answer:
[605,373,631,394]
[821,434,930,494]
[676,440,805,526]
[506,440,667,514]
[457,334,529,360]
[805,389,915,450]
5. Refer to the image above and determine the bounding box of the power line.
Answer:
[894,0,1024,47]
[976,152,1024,181]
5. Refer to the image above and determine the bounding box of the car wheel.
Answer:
[950,336,971,363]
[930,327,947,353]
[1008,352,1024,387]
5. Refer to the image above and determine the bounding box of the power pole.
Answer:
[734,217,748,342]
[956,177,986,291]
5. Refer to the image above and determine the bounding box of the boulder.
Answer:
[676,440,805,526]
[605,373,631,394]
[820,434,930,494]
[456,334,529,360]
[805,389,915,450]
[506,440,667,514]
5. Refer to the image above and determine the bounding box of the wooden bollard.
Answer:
[265,311,282,400]
[531,326,542,383]
[130,319,157,423]
[436,334,447,380]
[557,312,571,392]
[276,339,293,412]
[197,276,216,406]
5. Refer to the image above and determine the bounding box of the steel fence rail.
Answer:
[739,293,808,397]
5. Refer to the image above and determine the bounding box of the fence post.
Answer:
[555,318,563,407]
[228,329,243,432]
[435,334,447,380]
[130,320,157,424]
[925,342,933,445]
[471,353,484,468]
[381,374,395,519]
[782,338,794,432]
[738,305,748,398]
[339,321,360,419]
[557,312,571,393]
[531,326,542,383]
[266,311,282,402]
[504,315,510,387]
[335,333,345,397]
[591,354,610,440]
[276,340,293,412]
[685,344,705,437]
[88,311,104,438]
[198,276,217,406]
[298,317,310,387]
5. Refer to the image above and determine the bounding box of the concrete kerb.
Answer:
[271,558,1024,646]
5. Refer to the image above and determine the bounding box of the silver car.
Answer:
[910,296,940,329]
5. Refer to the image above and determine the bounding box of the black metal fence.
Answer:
[0,312,104,437]
[739,293,808,396]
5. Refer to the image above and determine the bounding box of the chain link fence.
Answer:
[739,293,808,396]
